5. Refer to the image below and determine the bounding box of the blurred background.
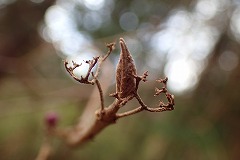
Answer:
[0,0,240,159]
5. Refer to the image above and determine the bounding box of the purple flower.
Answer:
[45,112,58,128]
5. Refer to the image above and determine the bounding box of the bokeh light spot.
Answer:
[66,51,97,78]
[82,0,105,10]
[119,12,139,31]
[165,59,197,93]
[83,12,103,31]
[195,0,218,19]
[218,51,239,71]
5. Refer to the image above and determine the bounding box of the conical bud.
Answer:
[116,38,137,98]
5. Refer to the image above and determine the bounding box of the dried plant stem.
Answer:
[93,43,115,80]
[36,137,52,160]
[116,99,174,118]
[115,93,146,118]
[49,99,122,147]
[116,106,143,118]
[64,43,115,85]
[40,42,117,148]
[38,38,175,159]
[91,43,115,112]
[95,79,104,111]
[145,106,173,112]
[135,93,147,108]
[116,77,174,119]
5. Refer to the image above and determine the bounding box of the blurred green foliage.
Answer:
[0,0,240,160]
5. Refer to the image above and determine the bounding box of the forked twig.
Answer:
[64,42,115,111]
[116,76,174,119]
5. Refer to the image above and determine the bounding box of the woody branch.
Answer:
[37,38,175,160]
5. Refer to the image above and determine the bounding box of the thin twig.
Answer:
[103,43,115,61]
[93,42,115,81]
[95,78,104,111]
[145,106,173,112]
[116,106,143,118]
[134,71,148,90]
[64,42,115,113]
[84,57,99,82]
[116,77,174,119]
[135,93,147,109]
[36,133,53,160]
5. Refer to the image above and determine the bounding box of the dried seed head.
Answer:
[116,38,137,98]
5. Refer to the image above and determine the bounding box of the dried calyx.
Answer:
[116,38,137,99]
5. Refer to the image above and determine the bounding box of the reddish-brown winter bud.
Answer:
[45,112,58,128]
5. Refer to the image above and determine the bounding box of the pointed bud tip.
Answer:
[119,38,128,53]
[119,38,127,46]
[119,37,125,43]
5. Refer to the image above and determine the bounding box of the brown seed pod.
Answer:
[116,38,137,98]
